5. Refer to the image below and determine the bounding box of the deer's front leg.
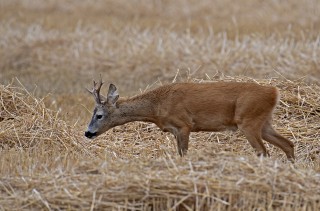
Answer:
[175,127,191,157]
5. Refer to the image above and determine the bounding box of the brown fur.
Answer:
[87,82,295,160]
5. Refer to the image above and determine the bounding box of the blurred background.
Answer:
[1,0,319,125]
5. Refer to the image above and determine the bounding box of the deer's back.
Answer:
[147,82,278,132]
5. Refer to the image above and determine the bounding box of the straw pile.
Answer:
[0,77,319,210]
[0,0,320,210]
[1,153,320,210]
[1,0,319,96]
[0,82,88,153]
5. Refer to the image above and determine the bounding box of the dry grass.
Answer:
[1,153,320,210]
[1,76,319,210]
[0,82,88,151]
[0,0,320,210]
[1,0,319,96]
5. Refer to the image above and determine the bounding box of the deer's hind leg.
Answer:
[261,121,295,160]
[237,117,269,157]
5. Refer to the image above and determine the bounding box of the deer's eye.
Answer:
[96,115,103,120]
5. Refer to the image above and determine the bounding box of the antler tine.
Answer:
[86,87,93,95]
[87,76,104,104]
[95,75,104,94]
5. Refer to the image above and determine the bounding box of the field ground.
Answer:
[0,0,320,210]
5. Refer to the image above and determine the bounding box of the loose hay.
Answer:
[0,1,320,209]
[1,153,320,210]
[1,0,320,96]
[0,77,319,210]
[0,82,88,153]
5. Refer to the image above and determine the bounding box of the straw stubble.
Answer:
[0,77,319,210]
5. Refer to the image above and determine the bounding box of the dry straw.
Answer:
[0,0,320,209]
[0,76,319,210]
[0,81,89,153]
[1,0,320,96]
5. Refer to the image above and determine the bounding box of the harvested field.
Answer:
[0,0,320,210]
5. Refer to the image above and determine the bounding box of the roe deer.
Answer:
[85,77,295,160]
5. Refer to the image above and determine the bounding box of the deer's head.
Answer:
[85,77,119,139]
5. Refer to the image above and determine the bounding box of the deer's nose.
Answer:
[85,131,97,139]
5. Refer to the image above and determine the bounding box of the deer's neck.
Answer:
[117,97,157,124]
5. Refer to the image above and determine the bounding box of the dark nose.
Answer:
[85,131,97,139]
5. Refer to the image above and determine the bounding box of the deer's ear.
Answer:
[106,84,119,106]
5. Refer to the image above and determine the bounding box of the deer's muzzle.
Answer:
[85,131,97,139]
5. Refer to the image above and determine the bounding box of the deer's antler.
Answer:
[87,75,104,104]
